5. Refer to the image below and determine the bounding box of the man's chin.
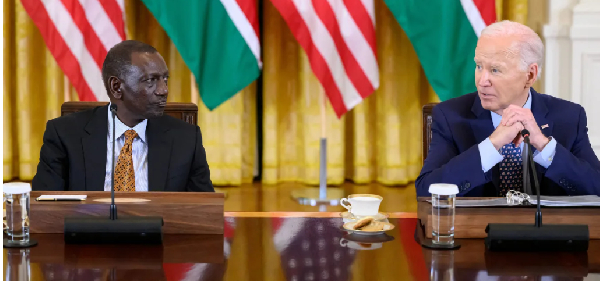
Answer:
[145,111,164,119]
[480,101,498,112]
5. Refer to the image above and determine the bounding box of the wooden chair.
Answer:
[422,103,438,162]
[61,102,198,125]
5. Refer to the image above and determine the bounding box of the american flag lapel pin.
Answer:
[541,124,549,129]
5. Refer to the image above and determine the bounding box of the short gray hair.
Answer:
[480,20,544,77]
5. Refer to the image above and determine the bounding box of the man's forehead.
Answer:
[130,52,167,69]
[475,38,520,61]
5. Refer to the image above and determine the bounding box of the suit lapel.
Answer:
[530,88,552,186]
[470,94,498,189]
[530,88,553,144]
[469,94,495,144]
[82,106,109,191]
[147,118,172,192]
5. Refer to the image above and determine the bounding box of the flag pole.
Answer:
[190,73,198,105]
[291,91,344,206]
[63,75,71,102]
[319,88,327,199]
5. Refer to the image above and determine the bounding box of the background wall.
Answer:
[3,0,546,186]
[544,0,600,156]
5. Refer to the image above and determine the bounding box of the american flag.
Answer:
[20,0,126,102]
[269,0,379,118]
[272,217,357,280]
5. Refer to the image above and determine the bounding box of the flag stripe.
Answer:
[472,0,496,26]
[234,0,260,48]
[341,0,376,58]
[270,0,348,116]
[270,0,378,117]
[59,0,107,69]
[21,0,97,101]
[360,0,374,25]
[97,0,126,39]
[460,0,487,37]
[22,0,125,101]
[75,0,124,50]
[327,0,378,90]
[41,0,109,101]
[292,0,362,112]
[314,0,373,98]
[221,0,262,67]
[116,0,124,12]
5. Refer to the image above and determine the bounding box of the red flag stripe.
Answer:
[270,0,348,116]
[98,0,126,40]
[312,0,374,98]
[59,0,108,69]
[235,0,260,42]
[472,0,496,26]
[21,0,124,101]
[270,0,378,117]
[20,0,96,101]
[341,0,376,58]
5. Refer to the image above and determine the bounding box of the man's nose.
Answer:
[478,71,491,87]
[156,79,168,96]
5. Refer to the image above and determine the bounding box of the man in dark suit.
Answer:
[32,40,214,192]
[416,21,600,197]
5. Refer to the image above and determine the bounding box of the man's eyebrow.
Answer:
[144,71,169,77]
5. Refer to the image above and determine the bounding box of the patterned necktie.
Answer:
[499,143,523,196]
[114,129,138,192]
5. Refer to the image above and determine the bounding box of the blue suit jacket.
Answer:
[416,89,600,197]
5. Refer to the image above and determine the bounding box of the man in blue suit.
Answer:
[416,20,600,197]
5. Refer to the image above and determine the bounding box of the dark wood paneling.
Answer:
[30,191,224,234]
[61,101,198,125]
[418,197,600,239]
[422,103,437,162]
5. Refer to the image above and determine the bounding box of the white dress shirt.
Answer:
[104,105,149,191]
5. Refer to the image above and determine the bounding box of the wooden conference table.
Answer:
[4,212,600,281]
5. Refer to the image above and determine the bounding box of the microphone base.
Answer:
[64,216,164,245]
[485,223,589,252]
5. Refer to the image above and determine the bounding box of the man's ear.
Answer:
[108,76,122,99]
[524,63,538,88]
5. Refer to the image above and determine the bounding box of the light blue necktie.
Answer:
[499,143,523,196]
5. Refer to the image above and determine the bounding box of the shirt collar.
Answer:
[107,103,147,143]
[490,89,532,128]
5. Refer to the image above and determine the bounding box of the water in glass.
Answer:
[432,194,455,245]
[5,192,30,244]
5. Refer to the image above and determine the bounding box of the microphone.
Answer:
[110,104,117,220]
[485,128,589,252]
[63,103,164,244]
[520,129,532,195]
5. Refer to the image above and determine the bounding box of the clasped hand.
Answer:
[489,105,550,151]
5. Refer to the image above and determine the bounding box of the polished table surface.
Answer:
[4,213,600,281]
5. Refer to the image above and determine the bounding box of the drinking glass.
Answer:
[429,184,458,245]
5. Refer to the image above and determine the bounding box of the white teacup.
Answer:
[340,194,382,216]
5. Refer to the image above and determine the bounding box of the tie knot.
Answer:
[124,129,138,142]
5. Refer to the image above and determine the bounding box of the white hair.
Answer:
[480,20,544,77]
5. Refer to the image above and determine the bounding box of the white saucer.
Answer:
[342,221,395,236]
[340,212,389,221]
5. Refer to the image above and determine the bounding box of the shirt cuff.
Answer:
[478,137,504,173]
[533,137,557,169]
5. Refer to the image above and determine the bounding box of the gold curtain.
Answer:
[3,0,256,186]
[262,0,438,186]
[4,0,542,186]
[261,0,541,186]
